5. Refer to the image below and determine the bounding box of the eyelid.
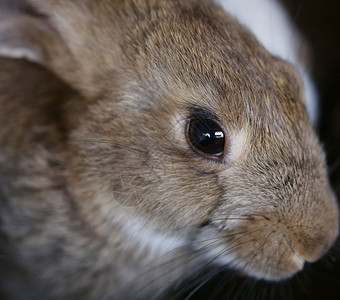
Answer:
[188,107,221,124]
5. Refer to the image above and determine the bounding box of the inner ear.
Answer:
[0,6,93,96]
[0,12,53,64]
[0,8,80,82]
[1,1,125,98]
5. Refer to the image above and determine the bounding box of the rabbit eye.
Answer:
[187,118,225,159]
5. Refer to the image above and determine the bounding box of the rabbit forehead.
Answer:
[122,5,309,135]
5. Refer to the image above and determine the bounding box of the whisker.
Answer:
[126,252,200,298]
[143,229,261,298]
[153,229,261,260]
[170,225,277,296]
[239,231,275,280]
[176,238,258,300]
[295,269,311,298]
[121,229,259,295]
[206,270,236,300]
[210,216,254,222]
[127,233,234,296]
[210,212,274,223]
[178,268,222,300]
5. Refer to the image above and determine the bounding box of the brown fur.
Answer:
[0,0,338,299]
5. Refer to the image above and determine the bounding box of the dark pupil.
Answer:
[188,119,225,156]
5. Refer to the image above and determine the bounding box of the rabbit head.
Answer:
[0,0,338,298]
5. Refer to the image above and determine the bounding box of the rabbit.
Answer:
[0,0,338,299]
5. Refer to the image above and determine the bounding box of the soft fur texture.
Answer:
[0,0,338,299]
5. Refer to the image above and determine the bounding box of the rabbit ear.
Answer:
[0,7,84,90]
[0,13,46,63]
[0,0,123,97]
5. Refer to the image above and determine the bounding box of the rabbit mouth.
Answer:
[192,218,331,282]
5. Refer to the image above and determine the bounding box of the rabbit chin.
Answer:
[193,227,307,281]
[211,248,305,281]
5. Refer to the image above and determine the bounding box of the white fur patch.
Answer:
[119,215,187,258]
[228,129,248,163]
[91,190,188,258]
[0,46,42,62]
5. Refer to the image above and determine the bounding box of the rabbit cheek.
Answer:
[66,101,222,233]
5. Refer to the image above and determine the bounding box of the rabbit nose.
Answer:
[291,233,332,263]
[289,219,338,263]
